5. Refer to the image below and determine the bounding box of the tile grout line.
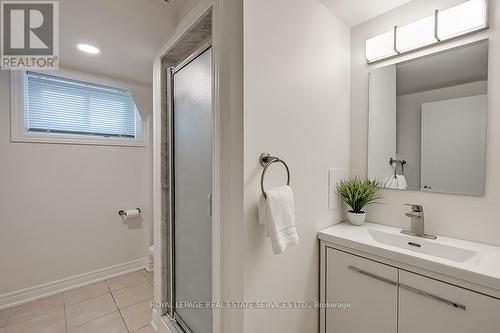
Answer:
[5,308,65,332]
[134,323,152,332]
[109,272,153,309]
[128,270,155,332]
[117,298,154,333]
[4,306,152,333]
[5,270,145,313]
[2,270,150,332]
[108,273,149,293]
[4,308,10,328]
[110,279,150,294]
[115,296,155,332]
[10,291,119,331]
[64,295,68,333]
[65,293,115,329]
[67,310,123,332]
[65,281,121,331]
[66,295,118,332]
[111,270,154,332]
[120,296,154,312]
[107,279,131,332]
[4,295,65,330]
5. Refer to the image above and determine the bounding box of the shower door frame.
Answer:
[152,5,221,333]
[167,42,214,333]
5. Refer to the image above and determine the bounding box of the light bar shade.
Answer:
[397,15,435,53]
[365,0,488,63]
[366,30,397,63]
[438,0,487,40]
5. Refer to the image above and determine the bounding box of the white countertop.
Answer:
[318,222,500,292]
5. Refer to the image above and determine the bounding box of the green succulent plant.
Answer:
[336,178,382,214]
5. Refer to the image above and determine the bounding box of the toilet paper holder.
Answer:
[118,208,142,217]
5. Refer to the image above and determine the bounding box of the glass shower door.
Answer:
[171,46,213,333]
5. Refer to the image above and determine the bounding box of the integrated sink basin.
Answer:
[367,228,478,263]
[318,222,500,292]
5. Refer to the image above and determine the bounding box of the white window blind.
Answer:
[25,71,137,138]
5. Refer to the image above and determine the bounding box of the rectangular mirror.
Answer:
[368,40,488,196]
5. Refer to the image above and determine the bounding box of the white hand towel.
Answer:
[258,185,299,254]
[384,174,408,190]
[397,175,408,189]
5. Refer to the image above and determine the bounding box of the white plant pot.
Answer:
[347,211,366,226]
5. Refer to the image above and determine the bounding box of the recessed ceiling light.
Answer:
[76,43,101,55]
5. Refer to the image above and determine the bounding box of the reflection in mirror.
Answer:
[368,40,488,196]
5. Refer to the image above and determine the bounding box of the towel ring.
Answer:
[260,153,290,199]
[389,158,406,179]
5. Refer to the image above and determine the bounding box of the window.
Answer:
[11,71,146,146]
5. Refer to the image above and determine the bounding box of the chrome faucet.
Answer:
[401,204,437,240]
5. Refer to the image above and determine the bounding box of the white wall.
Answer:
[215,0,245,331]
[396,81,487,189]
[368,65,397,184]
[176,0,201,24]
[0,70,152,298]
[243,0,350,332]
[421,95,487,195]
[351,0,500,246]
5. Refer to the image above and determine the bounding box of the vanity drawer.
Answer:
[326,248,398,333]
[399,270,500,333]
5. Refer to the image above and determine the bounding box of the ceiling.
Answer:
[319,0,412,27]
[397,41,489,96]
[58,0,411,84]
[59,0,186,86]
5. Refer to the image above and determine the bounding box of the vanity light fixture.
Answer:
[366,0,488,63]
[76,43,101,55]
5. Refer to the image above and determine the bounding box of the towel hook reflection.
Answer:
[260,153,290,199]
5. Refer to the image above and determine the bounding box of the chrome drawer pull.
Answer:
[400,284,466,311]
[348,266,398,286]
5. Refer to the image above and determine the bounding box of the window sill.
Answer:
[11,132,148,147]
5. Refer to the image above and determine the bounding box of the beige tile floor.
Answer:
[0,269,155,333]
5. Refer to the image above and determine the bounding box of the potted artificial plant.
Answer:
[336,178,381,226]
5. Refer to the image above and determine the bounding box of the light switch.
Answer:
[328,168,349,210]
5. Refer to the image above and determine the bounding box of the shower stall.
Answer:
[153,9,215,333]
[169,44,213,333]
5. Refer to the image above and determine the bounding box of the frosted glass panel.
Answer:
[438,0,487,40]
[366,30,397,62]
[173,47,213,333]
[397,15,435,53]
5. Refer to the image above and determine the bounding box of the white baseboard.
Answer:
[0,257,149,310]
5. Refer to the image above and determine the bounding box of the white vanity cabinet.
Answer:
[326,248,398,333]
[321,246,500,333]
[398,270,500,333]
